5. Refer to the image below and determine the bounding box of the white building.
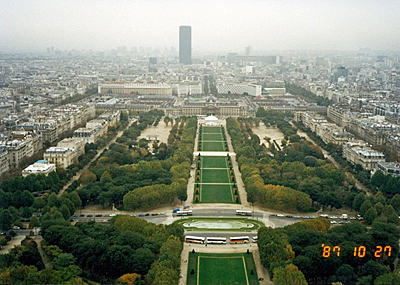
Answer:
[172,83,203,97]
[57,138,85,157]
[98,82,172,95]
[22,160,56,177]
[217,83,262,96]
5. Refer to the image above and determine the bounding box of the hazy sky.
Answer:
[1,0,400,53]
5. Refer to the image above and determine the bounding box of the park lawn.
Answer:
[201,169,230,183]
[202,133,224,141]
[202,126,223,134]
[201,141,226,151]
[201,156,228,169]
[187,252,259,285]
[199,184,235,203]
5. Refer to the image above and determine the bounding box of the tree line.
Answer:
[1,213,184,284]
[285,82,333,107]
[226,117,312,211]
[255,111,364,212]
[75,115,197,210]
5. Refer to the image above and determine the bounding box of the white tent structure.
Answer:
[204,115,218,125]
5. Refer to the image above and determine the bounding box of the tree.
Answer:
[20,190,34,207]
[59,204,71,220]
[0,209,13,231]
[332,264,356,284]
[370,170,386,190]
[37,269,61,284]
[359,200,373,216]
[364,207,378,225]
[375,273,400,285]
[352,193,366,212]
[68,191,82,208]
[100,171,113,183]
[361,260,389,281]
[390,194,400,211]
[43,245,63,260]
[80,170,97,184]
[62,198,76,216]
[117,273,142,285]
[47,192,59,208]
[29,216,41,230]
[374,202,384,215]
[383,205,399,225]
[273,264,307,285]
[53,253,76,269]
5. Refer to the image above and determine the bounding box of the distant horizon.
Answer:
[1,47,399,56]
[1,0,400,53]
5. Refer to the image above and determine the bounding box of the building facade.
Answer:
[217,83,262,96]
[98,82,172,95]
[44,147,76,169]
[376,162,400,177]
[343,141,385,171]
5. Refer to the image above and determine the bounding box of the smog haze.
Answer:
[1,0,399,52]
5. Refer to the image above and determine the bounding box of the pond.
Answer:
[183,220,254,229]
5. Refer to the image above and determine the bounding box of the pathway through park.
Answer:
[58,119,135,197]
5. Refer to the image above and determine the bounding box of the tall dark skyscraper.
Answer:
[179,26,191,65]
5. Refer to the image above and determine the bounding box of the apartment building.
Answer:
[73,128,97,144]
[44,147,76,169]
[0,149,9,176]
[0,131,42,168]
[343,141,385,171]
[294,112,328,133]
[376,162,400,177]
[57,137,85,156]
[98,110,121,127]
[327,104,349,127]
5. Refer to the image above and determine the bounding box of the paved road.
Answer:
[58,119,135,197]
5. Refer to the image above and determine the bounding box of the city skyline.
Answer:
[1,0,400,53]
